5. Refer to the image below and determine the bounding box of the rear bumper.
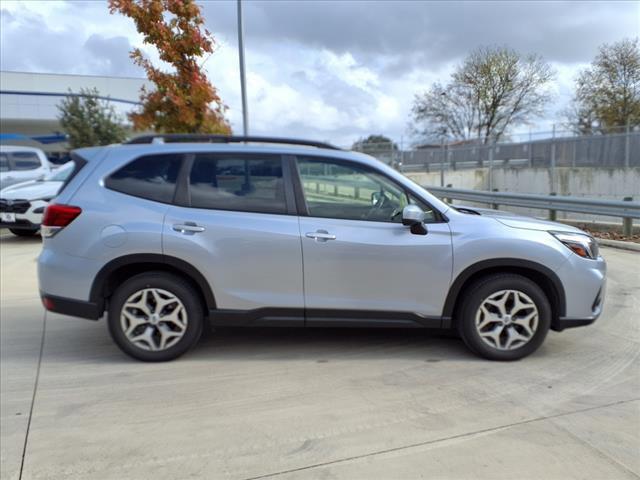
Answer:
[0,219,39,230]
[40,292,102,320]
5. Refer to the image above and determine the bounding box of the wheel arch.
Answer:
[443,258,566,327]
[90,254,216,316]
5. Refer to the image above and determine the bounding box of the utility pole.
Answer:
[237,0,249,136]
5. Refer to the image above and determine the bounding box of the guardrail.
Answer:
[425,186,640,236]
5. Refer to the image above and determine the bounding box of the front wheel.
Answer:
[107,272,204,361]
[457,274,551,361]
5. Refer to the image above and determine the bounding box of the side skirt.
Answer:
[208,308,444,329]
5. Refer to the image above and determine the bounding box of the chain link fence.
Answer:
[352,128,640,172]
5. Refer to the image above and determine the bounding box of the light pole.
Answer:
[237,0,249,136]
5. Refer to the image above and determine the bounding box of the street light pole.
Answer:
[237,0,249,136]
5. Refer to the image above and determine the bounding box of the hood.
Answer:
[0,180,63,200]
[454,205,585,234]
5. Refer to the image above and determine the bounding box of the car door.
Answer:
[295,156,453,325]
[163,152,304,325]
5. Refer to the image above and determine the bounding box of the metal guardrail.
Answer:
[426,186,639,236]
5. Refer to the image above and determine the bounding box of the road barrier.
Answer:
[426,186,639,236]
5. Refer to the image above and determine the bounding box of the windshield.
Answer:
[45,162,74,182]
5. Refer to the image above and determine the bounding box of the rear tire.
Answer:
[107,272,204,362]
[456,274,551,361]
[9,228,39,237]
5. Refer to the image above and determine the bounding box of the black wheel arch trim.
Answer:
[89,254,216,314]
[442,258,567,321]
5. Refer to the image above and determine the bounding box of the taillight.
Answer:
[41,204,82,238]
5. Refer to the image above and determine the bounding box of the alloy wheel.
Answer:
[120,288,188,351]
[475,289,539,351]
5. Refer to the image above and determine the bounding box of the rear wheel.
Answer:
[457,274,551,361]
[107,272,204,361]
[9,228,39,237]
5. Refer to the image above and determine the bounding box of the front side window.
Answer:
[297,157,409,222]
[189,154,286,214]
[297,157,437,223]
[105,154,182,204]
[10,152,41,171]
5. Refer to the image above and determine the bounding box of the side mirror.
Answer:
[401,205,428,235]
[371,191,381,205]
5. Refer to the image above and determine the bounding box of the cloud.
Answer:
[0,2,142,77]
[1,0,638,145]
[204,1,639,68]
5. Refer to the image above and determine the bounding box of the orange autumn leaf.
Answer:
[108,0,231,134]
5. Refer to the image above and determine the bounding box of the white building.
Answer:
[0,71,147,151]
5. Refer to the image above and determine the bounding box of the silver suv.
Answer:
[38,135,606,362]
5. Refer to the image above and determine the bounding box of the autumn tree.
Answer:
[108,0,230,134]
[412,46,554,144]
[565,38,640,134]
[57,88,127,148]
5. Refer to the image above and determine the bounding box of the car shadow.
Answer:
[0,232,42,244]
[194,327,476,362]
[40,318,477,365]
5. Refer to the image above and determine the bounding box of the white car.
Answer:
[0,145,52,190]
[0,161,74,236]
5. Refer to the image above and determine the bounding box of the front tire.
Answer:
[457,274,551,361]
[107,272,204,362]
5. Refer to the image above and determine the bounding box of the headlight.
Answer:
[550,231,599,259]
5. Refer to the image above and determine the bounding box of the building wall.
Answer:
[0,71,147,149]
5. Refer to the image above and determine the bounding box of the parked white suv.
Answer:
[0,146,52,190]
[0,161,74,236]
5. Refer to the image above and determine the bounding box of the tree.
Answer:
[352,134,398,152]
[108,0,230,134]
[566,38,640,134]
[412,46,554,144]
[57,88,127,148]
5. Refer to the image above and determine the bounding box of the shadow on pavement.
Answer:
[41,318,476,364]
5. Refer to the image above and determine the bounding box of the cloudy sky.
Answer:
[1,0,638,145]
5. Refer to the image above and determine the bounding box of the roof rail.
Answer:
[124,134,341,150]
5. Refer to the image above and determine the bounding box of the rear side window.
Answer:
[0,154,8,172]
[106,154,182,204]
[10,152,42,170]
[189,154,286,214]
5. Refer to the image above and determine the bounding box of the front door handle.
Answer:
[305,230,336,242]
[173,222,205,235]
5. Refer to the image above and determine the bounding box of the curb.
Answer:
[597,238,640,252]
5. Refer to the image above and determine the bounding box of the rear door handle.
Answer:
[173,222,205,235]
[305,230,336,242]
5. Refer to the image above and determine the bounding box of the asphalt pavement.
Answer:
[1,235,638,479]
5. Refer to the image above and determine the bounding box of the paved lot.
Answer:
[1,235,639,480]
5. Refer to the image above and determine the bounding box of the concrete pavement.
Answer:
[1,235,638,479]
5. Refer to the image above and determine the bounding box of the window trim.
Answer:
[183,152,296,216]
[290,155,447,224]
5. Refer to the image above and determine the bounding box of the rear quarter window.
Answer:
[105,154,183,204]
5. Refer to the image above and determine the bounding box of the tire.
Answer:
[9,228,39,237]
[456,274,551,361]
[107,272,204,362]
